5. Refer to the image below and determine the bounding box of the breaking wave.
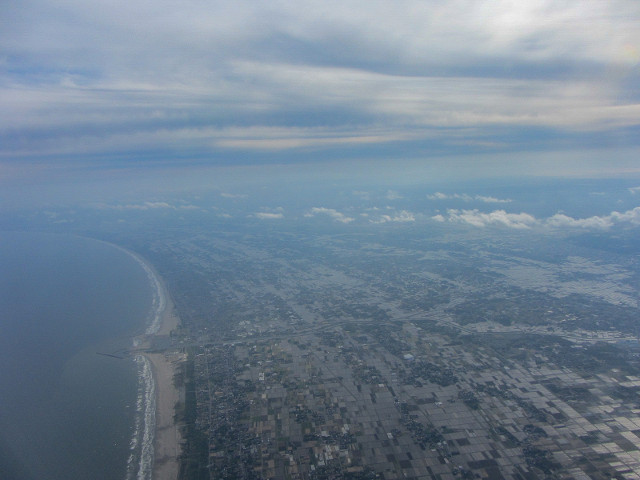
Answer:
[119,249,165,480]
[125,355,156,480]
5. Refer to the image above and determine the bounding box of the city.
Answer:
[119,218,640,480]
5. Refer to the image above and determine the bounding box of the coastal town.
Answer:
[125,220,640,480]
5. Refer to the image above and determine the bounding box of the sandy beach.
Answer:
[111,245,185,480]
[144,277,183,480]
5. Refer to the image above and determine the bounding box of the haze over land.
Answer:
[9,177,640,479]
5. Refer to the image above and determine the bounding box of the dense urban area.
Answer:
[102,213,640,480]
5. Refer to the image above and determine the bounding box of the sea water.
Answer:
[0,232,158,480]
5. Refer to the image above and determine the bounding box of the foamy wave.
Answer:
[125,357,145,479]
[125,355,156,480]
[112,246,164,480]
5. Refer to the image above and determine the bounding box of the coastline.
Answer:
[124,248,184,480]
[146,293,183,480]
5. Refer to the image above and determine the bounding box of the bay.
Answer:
[0,232,154,480]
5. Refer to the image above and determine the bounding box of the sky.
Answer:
[1,0,640,189]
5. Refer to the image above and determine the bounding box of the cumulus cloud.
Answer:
[446,209,538,229]
[546,213,612,229]
[253,206,284,219]
[612,207,640,224]
[371,210,415,224]
[428,192,451,200]
[547,207,640,229]
[427,192,512,203]
[305,207,354,223]
[437,206,640,230]
[476,195,512,204]
[254,212,284,219]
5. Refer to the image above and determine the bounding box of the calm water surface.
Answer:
[0,232,154,480]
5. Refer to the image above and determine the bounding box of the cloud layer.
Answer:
[435,207,640,230]
[1,1,639,167]
[305,207,354,223]
[428,193,512,203]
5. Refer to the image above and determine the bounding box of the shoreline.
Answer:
[145,302,183,480]
[143,268,183,480]
[126,249,183,480]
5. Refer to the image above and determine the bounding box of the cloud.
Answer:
[546,213,613,229]
[629,186,640,195]
[547,207,640,229]
[437,206,640,230]
[385,190,402,200]
[253,206,284,219]
[353,190,371,200]
[305,207,354,223]
[428,192,450,200]
[1,1,639,165]
[96,201,198,210]
[446,209,538,229]
[612,207,640,224]
[254,212,284,219]
[428,192,473,201]
[213,127,414,151]
[371,210,415,224]
[427,192,512,203]
[135,201,171,210]
[475,195,512,204]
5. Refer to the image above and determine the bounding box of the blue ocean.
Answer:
[0,232,155,480]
